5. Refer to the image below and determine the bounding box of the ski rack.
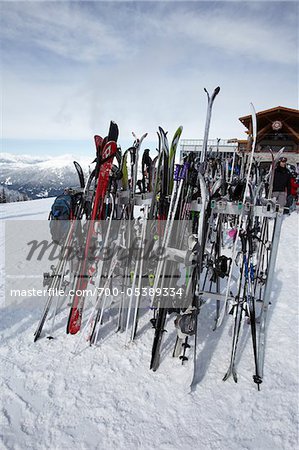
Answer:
[190,198,283,218]
[115,191,154,206]
[134,193,154,206]
[194,197,283,383]
[33,117,288,390]
[157,197,284,383]
[64,186,85,195]
[161,199,283,266]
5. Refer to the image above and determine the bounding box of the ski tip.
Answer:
[189,382,197,394]
[150,357,159,371]
[232,371,238,383]
[222,372,230,382]
[250,102,256,115]
[68,328,80,335]
[215,316,222,329]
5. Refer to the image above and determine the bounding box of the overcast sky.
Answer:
[1,0,298,157]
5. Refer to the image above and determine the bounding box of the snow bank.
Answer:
[0,199,298,450]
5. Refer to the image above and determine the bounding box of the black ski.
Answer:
[73,161,85,188]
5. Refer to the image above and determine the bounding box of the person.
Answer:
[142,149,152,193]
[290,172,299,198]
[272,157,291,208]
[288,171,299,211]
[208,157,217,179]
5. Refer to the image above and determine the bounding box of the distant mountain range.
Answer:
[0,153,92,200]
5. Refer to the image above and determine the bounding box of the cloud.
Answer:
[1,1,297,66]
[1,2,129,64]
[1,1,298,147]
[147,4,297,66]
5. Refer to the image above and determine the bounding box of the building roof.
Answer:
[239,106,299,127]
[239,106,299,143]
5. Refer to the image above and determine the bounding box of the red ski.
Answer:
[67,139,117,334]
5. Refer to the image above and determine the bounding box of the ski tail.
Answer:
[169,125,183,194]
[73,161,85,188]
[200,86,221,164]
[94,135,103,152]
[108,121,119,143]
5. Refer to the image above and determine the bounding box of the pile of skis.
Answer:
[33,87,284,391]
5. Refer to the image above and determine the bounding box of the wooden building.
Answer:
[179,106,299,165]
[238,106,299,163]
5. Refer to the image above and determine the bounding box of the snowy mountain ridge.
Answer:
[1,153,52,165]
[0,153,93,200]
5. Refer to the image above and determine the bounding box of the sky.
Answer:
[1,0,298,157]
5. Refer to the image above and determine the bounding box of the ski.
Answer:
[150,162,189,371]
[222,104,258,382]
[168,125,183,194]
[200,86,220,164]
[67,139,118,335]
[73,161,85,189]
[34,221,77,341]
[216,103,257,329]
[190,170,209,391]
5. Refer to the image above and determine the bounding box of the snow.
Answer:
[0,199,298,450]
[1,153,91,168]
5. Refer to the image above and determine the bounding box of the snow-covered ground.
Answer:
[0,199,298,450]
